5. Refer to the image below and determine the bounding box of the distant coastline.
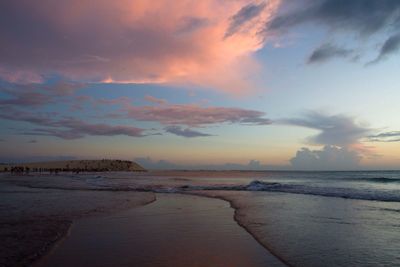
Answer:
[0,159,146,173]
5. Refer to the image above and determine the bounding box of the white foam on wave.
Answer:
[174,180,400,202]
[241,180,400,202]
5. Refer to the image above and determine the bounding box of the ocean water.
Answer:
[4,170,400,266]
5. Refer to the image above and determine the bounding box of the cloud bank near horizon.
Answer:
[282,111,374,170]
[134,157,286,170]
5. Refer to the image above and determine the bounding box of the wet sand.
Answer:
[0,180,155,267]
[37,194,285,267]
[4,171,400,267]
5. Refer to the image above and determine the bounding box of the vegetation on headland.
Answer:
[0,159,146,173]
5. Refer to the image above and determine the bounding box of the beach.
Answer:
[1,173,284,267]
[3,1,400,266]
[37,194,284,267]
[2,170,400,267]
[0,178,155,267]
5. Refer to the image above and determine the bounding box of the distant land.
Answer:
[0,159,146,172]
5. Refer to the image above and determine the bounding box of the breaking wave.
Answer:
[178,180,400,202]
[349,177,400,183]
[11,174,400,202]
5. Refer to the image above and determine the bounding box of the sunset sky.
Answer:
[1,0,400,170]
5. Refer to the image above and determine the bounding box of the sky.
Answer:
[0,0,400,170]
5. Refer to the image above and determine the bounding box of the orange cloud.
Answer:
[0,0,281,93]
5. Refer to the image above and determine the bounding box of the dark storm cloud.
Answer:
[164,126,213,138]
[308,44,353,63]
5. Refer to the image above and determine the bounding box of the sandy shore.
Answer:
[1,173,284,267]
[0,181,155,267]
[191,190,294,267]
[36,194,285,267]
[3,171,399,266]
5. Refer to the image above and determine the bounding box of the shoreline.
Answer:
[37,193,285,267]
[32,195,158,266]
[186,191,293,267]
[3,170,399,266]
[32,221,73,267]
[31,191,290,267]
[3,176,288,267]
[0,181,156,267]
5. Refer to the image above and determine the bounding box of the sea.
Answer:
[6,170,400,266]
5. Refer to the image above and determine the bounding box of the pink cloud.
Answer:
[95,97,132,106]
[0,90,54,107]
[0,0,281,93]
[0,82,84,107]
[126,103,271,126]
[144,95,168,105]
[49,82,85,96]
[24,123,145,140]
[51,118,146,139]
[0,67,44,84]
[0,89,272,139]
[0,107,146,139]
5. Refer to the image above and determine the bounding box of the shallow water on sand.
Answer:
[37,194,284,267]
[199,190,400,267]
[4,170,400,266]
